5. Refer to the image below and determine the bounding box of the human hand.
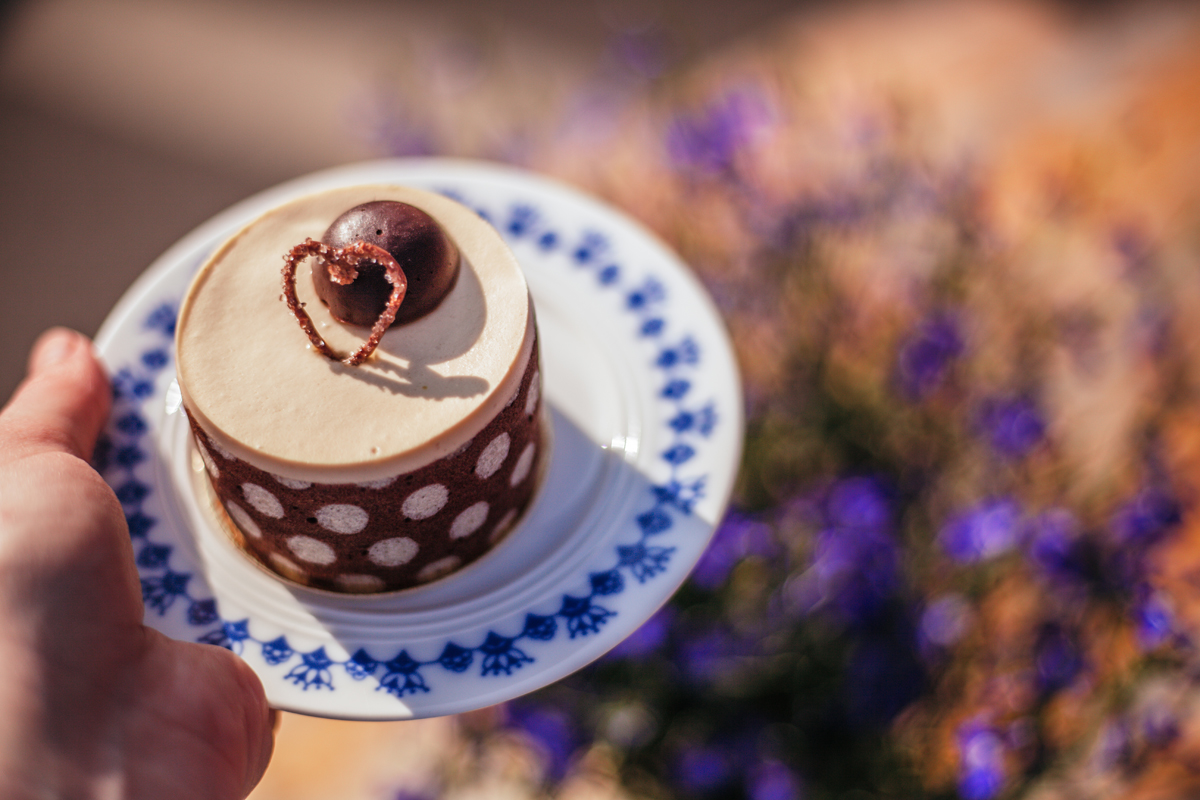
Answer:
[0,329,275,799]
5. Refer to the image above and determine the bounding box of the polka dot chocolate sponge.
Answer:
[175,185,547,593]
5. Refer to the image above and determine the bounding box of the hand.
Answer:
[0,329,275,799]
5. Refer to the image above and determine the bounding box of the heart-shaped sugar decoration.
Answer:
[281,238,407,366]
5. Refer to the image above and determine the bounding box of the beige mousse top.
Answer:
[176,184,533,483]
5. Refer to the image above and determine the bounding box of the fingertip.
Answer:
[2,328,110,461]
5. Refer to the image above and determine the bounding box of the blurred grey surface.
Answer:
[0,0,801,405]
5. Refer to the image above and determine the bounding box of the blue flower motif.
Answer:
[656,337,700,368]
[144,303,177,335]
[116,481,151,507]
[537,231,558,251]
[661,379,690,399]
[637,507,673,535]
[653,477,705,513]
[115,413,148,436]
[286,647,335,690]
[522,613,557,641]
[956,719,1007,800]
[641,317,665,337]
[261,636,294,666]
[141,570,191,614]
[589,570,624,596]
[559,595,615,638]
[198,628,233,649]
[214,619,252,653]
[572,232,608,264]
[480,632,534,676]
[378,651,429,697]
[626,278,665,310]
[599,265,621,285]
[344,648,379,680]
[187,599,219,626]
[136,543,172,569]
[895,312,963,400]
[939,498,1021,563]
[114,445,146,468]
[617,542,674,583]
[506,204,538,237]
[437,643,474,673]
[140,349,170,371]
[662,444,696,465]
[125,511,156,538]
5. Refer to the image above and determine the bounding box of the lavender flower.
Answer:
[691,509,777,591]
[919,593,972,651]
[607,605,673,660]
[1033,623,1084,696]
[895,313,964,400]
[673,743,734,795]
[1110,486,1182,549]
[504,701,582,782]
[977,395,1046,459]
[665,84,775,176]
[957,719,1007,800]
[747,761,804,800]
[940,498,1021,563]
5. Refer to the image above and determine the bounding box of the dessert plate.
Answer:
[94,158,742,720]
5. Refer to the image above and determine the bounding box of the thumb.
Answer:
[0,328,111,463]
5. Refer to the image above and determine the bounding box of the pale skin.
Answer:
[0,328,275,799]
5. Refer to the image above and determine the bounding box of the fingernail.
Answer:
[33,329,79,370]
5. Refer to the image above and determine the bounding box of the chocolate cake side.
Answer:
[188,334,545,593]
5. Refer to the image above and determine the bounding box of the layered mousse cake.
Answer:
[175,184,546,593]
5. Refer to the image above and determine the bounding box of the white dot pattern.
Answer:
[451,501,489,539]
[357,476,397,490]
[225,500,261,539]
[490,508,519,543]
[510,443,535,487]
[402,484,448,520]
[242,483,284,518]
[418,556,461,583]
[288,535,336,565]
[269,553,306,582]
[197,439,219,478]
[476,433,510,479]
[525,374,540,416]
[369,537,419,567]
[315,504,369,534]
[272,474,311,490]
[337,574,385,593]
[209,438,235,460]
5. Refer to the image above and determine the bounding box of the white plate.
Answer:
[94,159,743,720]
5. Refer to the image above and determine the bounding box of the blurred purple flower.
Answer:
[672,743,734,795]
[677,625,748,684]
[844,636,926,726]
[940,499,1021,563]
[1034,623,1084,696]
[1139,700,1181,749]
[919,593,972,651]
[505,702,582,782]
[1111,486,1182,549]
[895,313,964,400]
[607,605,674,660]
[1024,508,1082,581]
[665,84,775,176]
[978,395,1046,460]
[825,476,892,531]
[957,719,1007,800]
[747,761,804,800]
[691,509,777,591]
[1134,593,1174,650]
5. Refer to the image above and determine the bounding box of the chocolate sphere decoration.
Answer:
[314,201,460,327]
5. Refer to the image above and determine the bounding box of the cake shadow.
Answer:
[325,357,489,399]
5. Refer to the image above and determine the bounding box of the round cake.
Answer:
[175,184,547,593]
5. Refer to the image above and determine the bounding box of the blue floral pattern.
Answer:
[98,189,720,701]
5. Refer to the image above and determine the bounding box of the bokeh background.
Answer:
[4,1,1200,798]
